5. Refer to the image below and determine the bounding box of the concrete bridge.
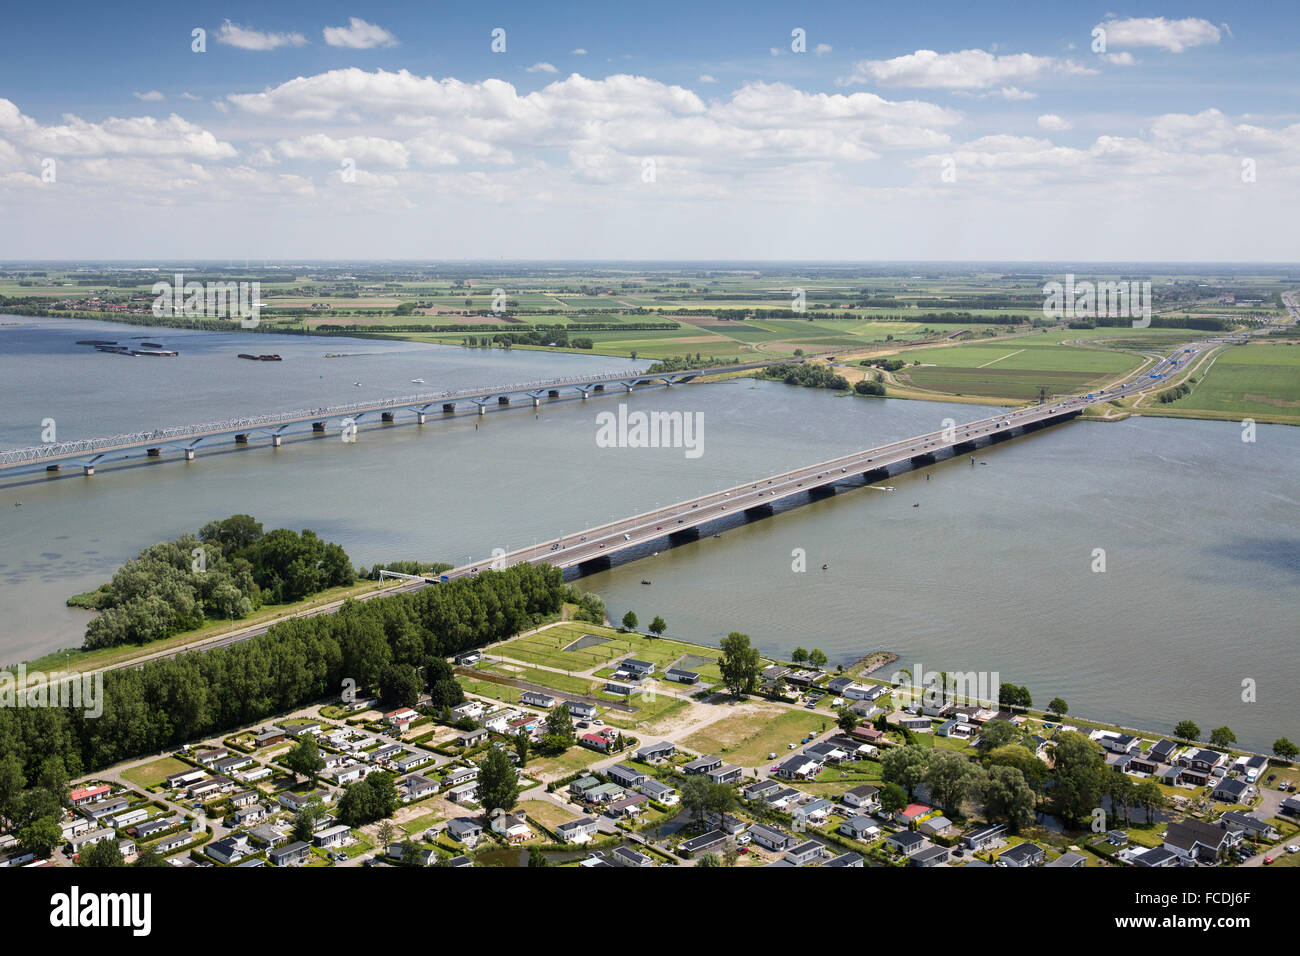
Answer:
[0,359,781,479]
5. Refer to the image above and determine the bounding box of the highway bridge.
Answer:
[0,359,781,478]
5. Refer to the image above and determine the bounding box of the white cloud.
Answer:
[1037,114,1072,131]
[993,87,1036,101]
[275,134,410,168]
[527,62,559,74]
[0,99,237,160]
[814,44,832,56]
[133,91,165,102]
[322,17,397,50]
[215,20,308,51]
[1097,17,1222,53]
[571,48,588,55]
[698,74,717,84]
[179,92,200,101]
[843,49,1097,89]
[1099,52,1137,66]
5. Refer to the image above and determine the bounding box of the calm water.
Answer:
[0,316,1296,752]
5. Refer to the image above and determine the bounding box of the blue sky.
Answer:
[1,1,1296,259]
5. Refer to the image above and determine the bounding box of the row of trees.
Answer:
[757,363,850,391]
[0,563,566,856]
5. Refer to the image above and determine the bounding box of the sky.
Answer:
[0,1,1297,261]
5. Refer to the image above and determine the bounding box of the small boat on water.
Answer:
[131,348,178,357]
[141,342,162,348]
[95,345,133,355]
[640,580,651,585]
[237,353,282,361]
[411,378,425,384]
[77,339,116,345]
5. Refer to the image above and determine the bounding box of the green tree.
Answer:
[791,647,809,664]
[19,815,62,857]
[979,766,1036,832]
[527,845,549,867]
[1047,697,1069,717]
[881,745,929,798]
[923,750,985,813]
[514,731,530,768]
[544,705,574,746]
[1173,720,1201,742]
[648,616,666,638]
[837,708,858,736]
[878,782,908,815]
[696,852,722,867]
[977,720,1022,751]
[620,611,638,632]
[76,838,125,867]
[293,797,326,843]
[285,737,324,783]
[380,663,421,709]
[1209,726,1237,749]
[1134,779,1167,824]
[1273,738,1299,763]
[984,744,1047,792]
[719,632,761,697]
[478,748,520,817]
[1050,731,1106,828]
[808,649,828,669]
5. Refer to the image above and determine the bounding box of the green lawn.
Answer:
[120,756,191,789]
[1159,343,1300,424]
[681,708,829,766]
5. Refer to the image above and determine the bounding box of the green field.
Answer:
[120,756,191,789]
[680,708,828,765]
[1158,344,1300,424]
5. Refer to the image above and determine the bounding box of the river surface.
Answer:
[0,316,1296,752]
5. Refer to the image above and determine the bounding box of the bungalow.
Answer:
[606,794,650,819]
[230,789,259,808]
[839,815,878,841]
[446,782,479,804]
[68,784,112,806]
[384,707,419,727]
[611,846,654,868]
[1149,738,1178,761]
[446,817,483,847]
[826,676,856,695]
[401,774,439,802]
[81,798,129,822]
[250,824,286,847]
[792,798,834,826]
[455,650,482,666]
[312,824,352,848]
[568,774,602,798]
[268,841,311,867]
[1047,851,1087,868]
[1212,778,1253,803]
[743,779,780,801]
[664,668,699,685]
[443,765,479,788]
[706,764,743,786]
[105,807,149,829]
[325,765,368,786]
[1163,819,1236,864]
[937,719,978,739]
[286,721,321,738]
[851,725,886,745]
[962,823,1007,851]
[766,787,802,810]
[154,833,192,855]
[887,830,929,857]
[1280,796,1300,819]
[748,824,795,852]
[806,742,847,763]
[1126,753,1162,775]
[254,728,286,748]
[761,664,790,683]
[584,783,626,804]
[205,835,249,865]
[194,748,229,766]
[911,844,951,867]
[60,817,92,841]
[619,659,656,678]
[896,716,932,732]
[135,816,180,840]
[213,755,254,775]
[1128,846,1179,867]
[68,828,116,853]
[556,817,601,844]
[1219,811,1280,842]
[1185,749,1227,774]
[580,732,617,753]
[607,764,647,789]
[775,755,821,781]
[825,852,865,867]
[394,751,434,774]
[634,740,676,764]
[783,670,819,688]
[684,754,723,776]
[370,743,405,763]
[234,804,269,826]
[278,790,333,813]
[920,815,954,838]
[640,778,679,806]
[1239,754,1269,782]
[678,829,728,857]
[117,838,137,859]
[565,700,598,719]
[784,840,826,866]
[164,768,208,790]
[894,803,932,827]
[1098,732,1141,755]
[490,811,533,843]
[240,766,273,784]
[521,691,556,709]
[605,682,634,697]
[451,701,486,721]
[842,784,880,812]
[999,842,1046,867]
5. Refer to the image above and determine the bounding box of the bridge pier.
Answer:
[381,411,395,423]
[743,503,774,519]
[807,485,836,500]
[497,396,510,406]
[863,467,890,483]
[235,434,249,444]
[548,389,560,398]
[312,422,326,432]
[593,384,605,392]
[82,465,94,476]
[953,440,978,454]
[532,397,540,408]
[668,527,701,543]
[184,449,195,461]
[910,453,936,468]
[581,390,590,400]
[45,464,60,472]
[415,411,426,425]
[271,434,282,447]
[147,448,162,457]
[443,403,456,414]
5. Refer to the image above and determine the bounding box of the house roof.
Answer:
[888,830,926,849]
[899,803,930,818]
[1164,818,1229,852]
[1000,842,1044,863]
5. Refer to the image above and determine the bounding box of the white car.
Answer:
[1287,844,1299,854]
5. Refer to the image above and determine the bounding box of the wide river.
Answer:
[1,316,1296,752]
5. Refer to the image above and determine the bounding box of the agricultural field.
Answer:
[1152,343,1300,425]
